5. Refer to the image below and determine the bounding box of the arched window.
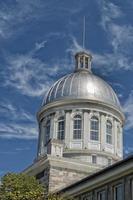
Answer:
[46,120,50,143]
[106,120,112,144]
[73,115,82,139]
[57,116,65,140]
[90,116,99,141]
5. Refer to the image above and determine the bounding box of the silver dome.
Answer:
[44,71,121,110]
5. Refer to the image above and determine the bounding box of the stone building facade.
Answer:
[24,51,125,193]
[58,155,133,200]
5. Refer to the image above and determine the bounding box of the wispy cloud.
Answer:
[0,102,35,122]
[94,1,133,72]
[123,91,133,131]
[3,38,73,97]
[0,0,50,39]
[68,36,133,73]
[100,1,122,31]
[0,123,37,140]
[3,42,55,97]
[0,0,87,39]
[0,101,37,139]
[124,146,133,155]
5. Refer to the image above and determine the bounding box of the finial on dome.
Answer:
[75,51,92,72]
[74,17,92,72]
[82,16,86,49]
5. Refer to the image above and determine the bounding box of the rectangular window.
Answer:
[98,190,106,200]
[106,134,112,144]
[108,158,112,166]
[90,130,99,141]
[114,184,123,200]
[92,155,97,164]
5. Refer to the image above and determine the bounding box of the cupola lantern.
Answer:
[75,51,92,72]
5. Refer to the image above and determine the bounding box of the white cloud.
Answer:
[93,52,133,72]
[100,1,122,30]
[124,146,133,155]
[3,39,73,97]
[68,36,133,72]
[123,91,133,130]
[94,1,133,72]
[0,102,35,122]
[109,24,133,54]
[0,0,85,39]
[67,36,85,54]
[4,46,54,97]
[0,123,37,140]
[0,101,37,139]
[0,0,48,39]
[35,41,47,51]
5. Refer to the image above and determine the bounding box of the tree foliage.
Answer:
[0,173,70,200]
[0,173,45,200]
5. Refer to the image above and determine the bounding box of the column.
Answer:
[50,114,54,138]
[83,111,89,148]
[53,113,58,139]
[37,122,41,157]
[100,114,106,151]
[65,111,71,148]
[78,56,80,69]
[40,120,46,155]
[114,120,118,155]
[120,126,123,157]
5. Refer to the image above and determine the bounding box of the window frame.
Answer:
[97,190,106,200]
[46,119,50,144]
[108,158,112,166]
[113,183,124,200]
[106,120,112,144]
[73,114,82,139]
[90,116,99,141]
[95,186,107,200]
[92,155,97,164]
[57,116,65,140]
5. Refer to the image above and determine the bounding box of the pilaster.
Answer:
[100,114,106,150]
[114,120,118,155]
[65,111,71,148]
[83,111,89,148]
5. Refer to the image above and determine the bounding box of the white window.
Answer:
[106,120,112,144]
[90,116,99,141]
[57,116,65,140]
[92,155,97,164]
[46,120,50,143]
[73,115,82,139]
[114,184,123,200]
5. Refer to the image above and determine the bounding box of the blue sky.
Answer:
[0,0,133,176]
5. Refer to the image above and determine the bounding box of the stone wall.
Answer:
[49,166,88,192]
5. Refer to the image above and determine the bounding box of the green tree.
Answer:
[0,173,45,200]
